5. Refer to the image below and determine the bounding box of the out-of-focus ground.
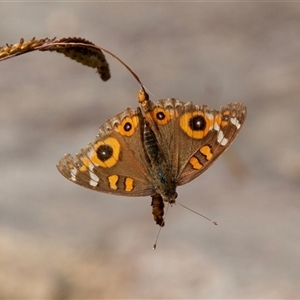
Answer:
[1,2,300,298]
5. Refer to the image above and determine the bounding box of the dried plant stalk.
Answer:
[0,36,146,93]
[0,37,52,58]
[0,37,110,81]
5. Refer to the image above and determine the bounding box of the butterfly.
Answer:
[57,90,247,227]
[0,37,247,228]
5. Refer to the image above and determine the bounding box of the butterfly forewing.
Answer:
[142,98,184,178]
[142,99,246,185]
[176,102,247,185]
[57,107,155,197]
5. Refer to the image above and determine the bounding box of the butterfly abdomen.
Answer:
[151,193,165,227]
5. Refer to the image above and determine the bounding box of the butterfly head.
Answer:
[161,191,178,204]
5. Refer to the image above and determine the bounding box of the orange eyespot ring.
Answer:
[221,110,231,127]
[118,116,139,136]
[150,107,172,125]
[86,137,121,168]
[179,111,214,139]
[214,113,222,127]
[79,157,89,172]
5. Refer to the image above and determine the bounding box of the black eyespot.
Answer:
[189,115,206,131]
[124,122,132,132]
[97,144,113,162]
[156,111,165,120]
[222,115,230,122]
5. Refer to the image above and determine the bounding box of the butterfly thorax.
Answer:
[143,120,178,203]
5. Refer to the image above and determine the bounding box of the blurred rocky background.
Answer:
[1,2,300,298]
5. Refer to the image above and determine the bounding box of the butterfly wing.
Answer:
[57,107,155,197]
[176,102,247,185]
[141,98,184,179]
[142,99,246,185]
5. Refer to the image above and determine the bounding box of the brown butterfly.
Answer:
[57,90,246,227]
[0,37,247,228]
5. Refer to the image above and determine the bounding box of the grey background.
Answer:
[1,2,300,298]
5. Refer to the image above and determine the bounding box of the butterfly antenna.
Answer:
[142,84,155,99]
[94,45,150,95]
[153,203,170,250]
[89,44,158,105]
[177,201,218,225]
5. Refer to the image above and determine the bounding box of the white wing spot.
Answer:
[217,130,228,146]
[89,170,99,187]
[213,123,220,131]
[231,117,241,129]
[206,112,214,120]
[206,113,214,130]
[70,167,77,181]
[87,148,99,167]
